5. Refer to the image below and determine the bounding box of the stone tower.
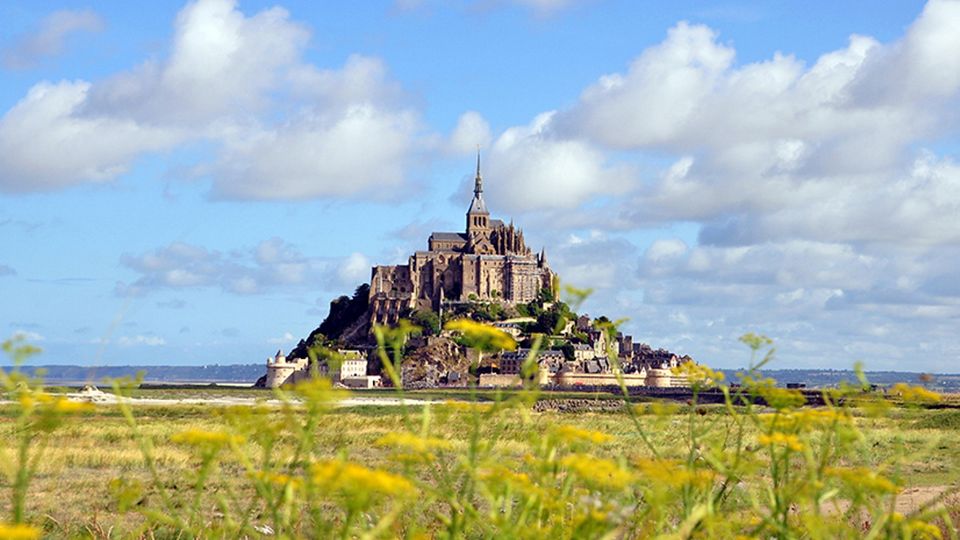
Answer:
[466,151,494,254]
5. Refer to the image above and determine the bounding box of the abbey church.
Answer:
[370,156,554,324]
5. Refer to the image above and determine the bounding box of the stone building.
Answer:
[369,156,554,325]
[264,350,309,388]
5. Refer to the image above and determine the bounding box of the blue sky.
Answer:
[2,0,959,372]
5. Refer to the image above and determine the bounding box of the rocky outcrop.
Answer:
[399,337,470,389]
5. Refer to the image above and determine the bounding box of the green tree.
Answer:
[410,309,440,336]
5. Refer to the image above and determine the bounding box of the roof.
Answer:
[467,194,488,214]
[430,232,468,241]
[490,219,505,228]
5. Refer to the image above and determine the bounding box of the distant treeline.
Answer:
[720,368,960,392]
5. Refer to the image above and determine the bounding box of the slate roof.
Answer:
[467,194,488,214]
[430,232,468,241]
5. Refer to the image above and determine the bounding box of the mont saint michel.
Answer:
[369,155,554,325]
[262,158,693,390]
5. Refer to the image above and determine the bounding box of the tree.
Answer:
[410,309,440,336]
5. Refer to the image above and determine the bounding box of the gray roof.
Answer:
[467,194,488,214]
[490,219,505,228]
[430,232,468,241]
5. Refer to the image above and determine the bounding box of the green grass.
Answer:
[1,397,959,537]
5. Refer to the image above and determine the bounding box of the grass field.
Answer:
[4,330,960,538]
[1,394,959,537]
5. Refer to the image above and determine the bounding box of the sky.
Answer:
[1,0,958,372]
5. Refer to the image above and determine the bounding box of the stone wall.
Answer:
[478,373,523,387]
[554,372,646,387]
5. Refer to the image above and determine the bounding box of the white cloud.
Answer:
[338,253,371,285]
[475,1,960,371]
[0,0,425,198]
[116,335,166,347]
[12,330,45,342]
[3,9,105,69]
[117,238,368,296]
[0,81,180,192]
[267,331,296,344]
[212,105,420,199]
[447,111,492,155]
[84,0,308,124]
[486,112,635,212]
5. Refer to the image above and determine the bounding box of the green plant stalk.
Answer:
[110,379,186,532]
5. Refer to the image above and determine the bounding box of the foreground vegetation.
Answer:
[2,330,959,538]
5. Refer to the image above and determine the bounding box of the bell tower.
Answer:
[466,150,490,233]
[466,150,493,254]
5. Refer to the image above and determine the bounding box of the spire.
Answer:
[474,146,483,197]
[467,150,488,217]
[540,247,547,265]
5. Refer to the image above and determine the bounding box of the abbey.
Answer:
[369,156,554,325]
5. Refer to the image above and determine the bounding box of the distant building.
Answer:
[264,350,308,388]
[369,155,554,325]
[264,349,380,389]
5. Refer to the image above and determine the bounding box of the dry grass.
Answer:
[1,399,958,537]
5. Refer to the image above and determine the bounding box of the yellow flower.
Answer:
[51,398,95,414]
[170,429,244,449]
[551,425,613,445]
[292,377,348,405]
[441,400,493,413]
[672,362,725,386]
[17,394,35,410]
[560,454,633,490]
[249,471,304,490]
[888,383,941,404]
[744,376,806,410]
[758,409,851,432]
[0,522,41,540]
[633,458,715,489]
[825,467,900,495]
[376,431,453,462]
[757,432,804,452]
[905,519,943,539]
[634,401,680,417]
[311,460,415,499]
[376,431,453,453]
[479,466,546,500]
[444,319,517,352]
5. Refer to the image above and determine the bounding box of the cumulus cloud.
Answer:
[447,111,492,155]
[3,9,105,69]
[338,253,371,285]
[0,81,180,192]
[0,0,424,197]
[486,112,635,212]
[480,1,960,370]
[117,238,369,296]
